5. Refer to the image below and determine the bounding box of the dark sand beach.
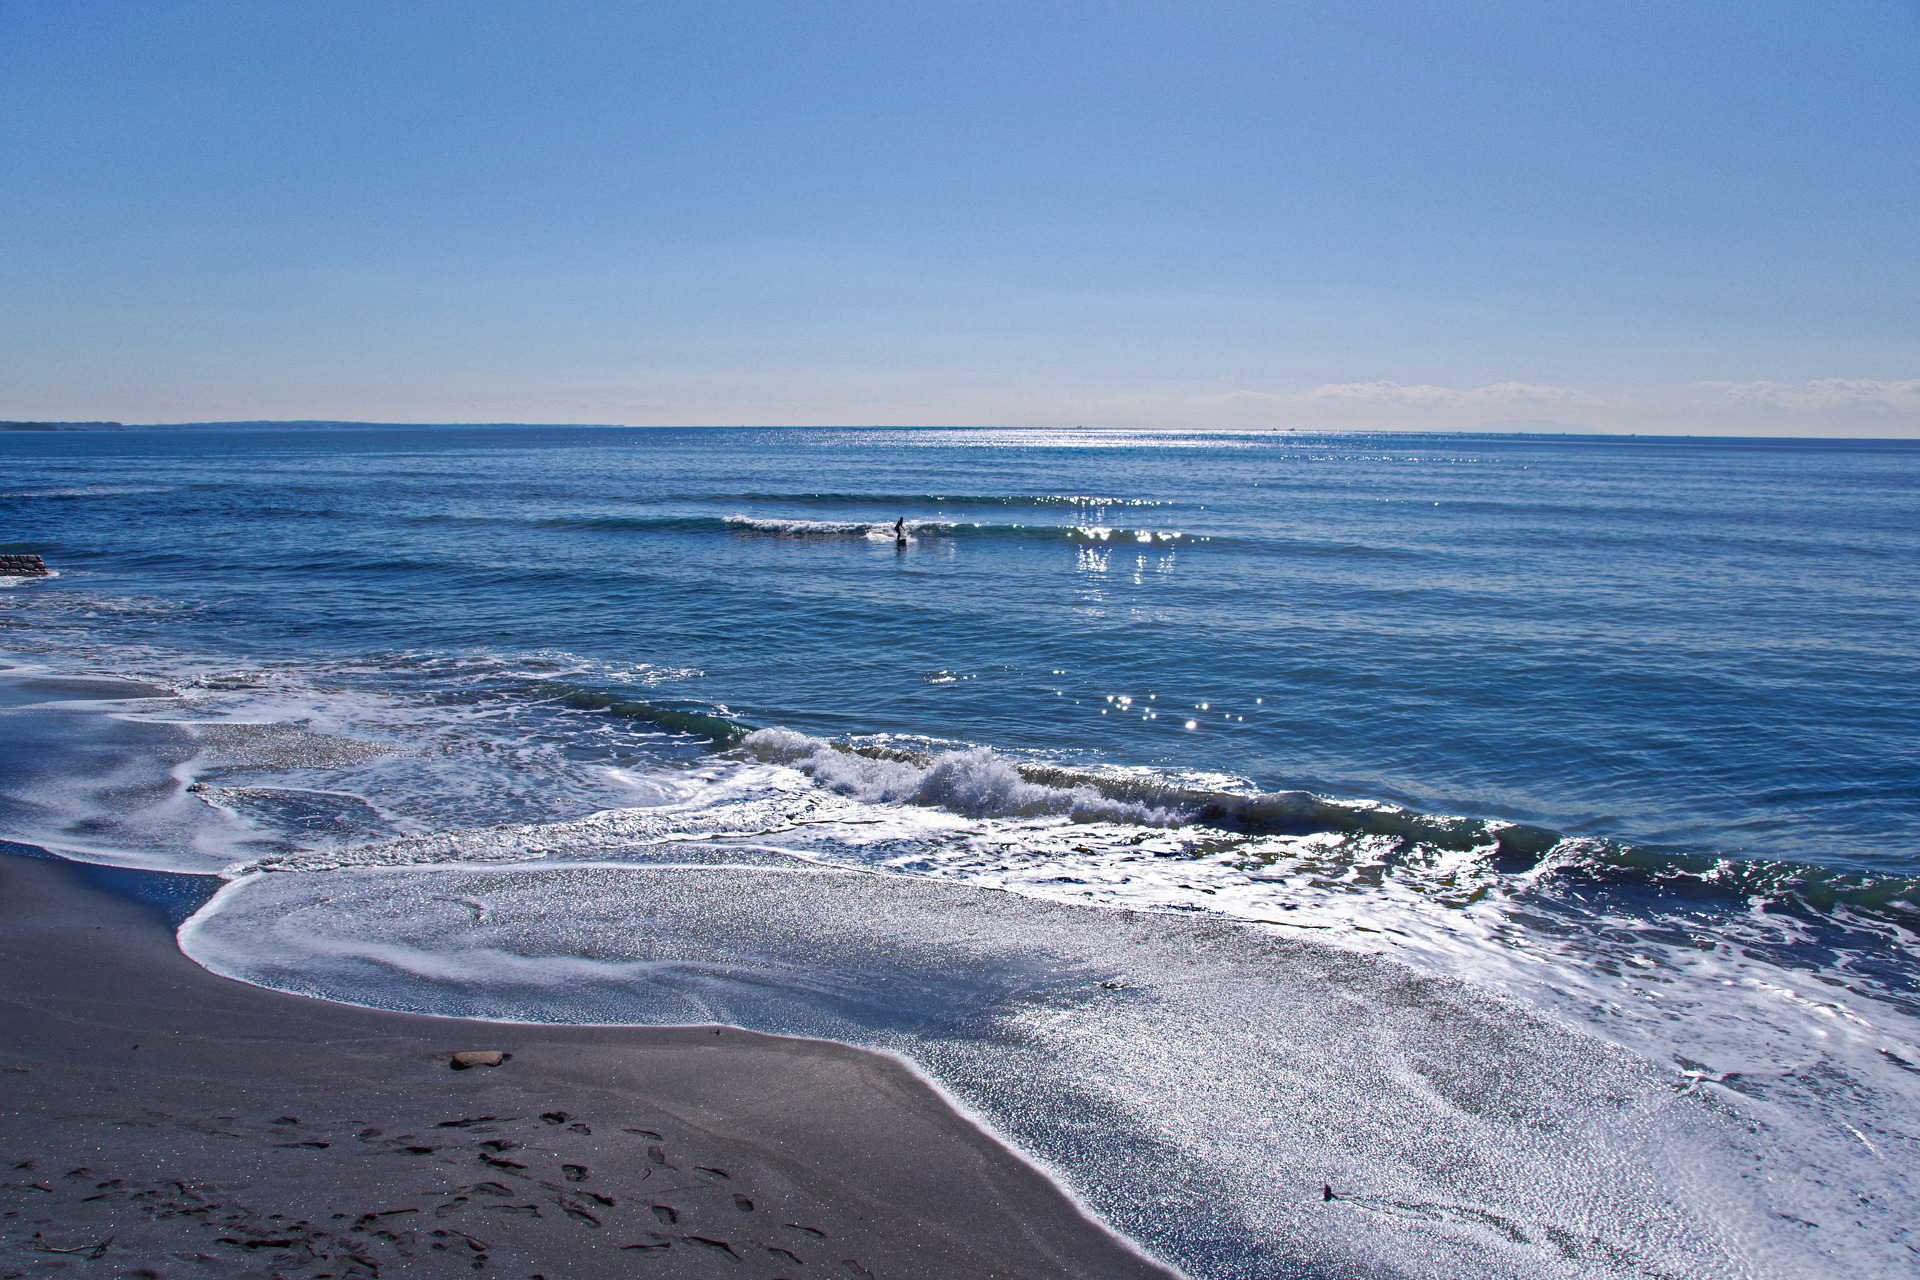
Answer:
[0,853,1178,1279]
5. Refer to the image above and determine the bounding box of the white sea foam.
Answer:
[183,732,1920,1278]
[180,858,1907,1279]
[723,513,935,540]
[0,653,700,872]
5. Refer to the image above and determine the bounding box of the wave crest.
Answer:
[738,728,1181,824]
[723,514,929,540]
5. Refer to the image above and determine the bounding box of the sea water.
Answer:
[1,426,1915,1278]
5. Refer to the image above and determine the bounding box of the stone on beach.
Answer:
[450,1050,510,1069]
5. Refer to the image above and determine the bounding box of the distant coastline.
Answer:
[1,419,633,432]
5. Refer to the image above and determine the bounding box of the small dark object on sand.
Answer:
[30,1234,113,1258]
[1322,1184,1335,1201]
[0,554,49,577]
[449,1051,509,1070]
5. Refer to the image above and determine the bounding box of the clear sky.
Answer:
[2,0,1916,433]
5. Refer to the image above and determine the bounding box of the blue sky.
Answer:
[2,0,1916,433]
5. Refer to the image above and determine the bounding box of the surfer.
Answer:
[894,517,907,547]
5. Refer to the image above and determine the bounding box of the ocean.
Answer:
[2,425,1915,1278]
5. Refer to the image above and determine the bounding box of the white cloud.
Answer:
[1306,380,1584,407]
[1704,378,1920,413]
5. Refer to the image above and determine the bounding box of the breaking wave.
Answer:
[738,727,1183,824]
[699,491,1174,509]
[737,730,1920,935]
[723,514,930,540]
[207,710,1919,954]
[740,727,1553,843]
[522,513,1201,545]
[719,515,1197,545]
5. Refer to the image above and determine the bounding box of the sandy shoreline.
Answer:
[0,852,1179,1279]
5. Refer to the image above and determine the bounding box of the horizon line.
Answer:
[5,419,1920,443]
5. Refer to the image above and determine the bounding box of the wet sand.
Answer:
[0,852,1179,1279]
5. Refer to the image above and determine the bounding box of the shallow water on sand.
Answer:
[2,426,1917,1276]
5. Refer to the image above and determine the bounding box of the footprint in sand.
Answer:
[621,1236,672,1252]
[682,1236,738,1258]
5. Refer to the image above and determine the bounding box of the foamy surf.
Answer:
[179,855,1903,1280]
[166,718,1918,1279]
